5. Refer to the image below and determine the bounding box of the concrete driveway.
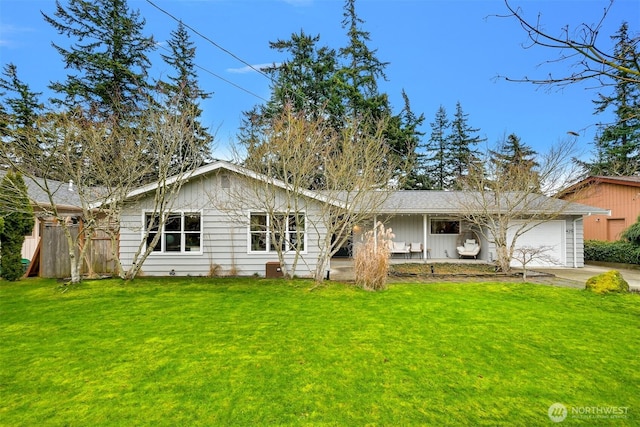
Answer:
[533,264,640,291]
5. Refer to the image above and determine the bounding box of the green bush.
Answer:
[0,172,34,281]
[585,270,630,294]
[621,215,640,245]
[584,240,640,265]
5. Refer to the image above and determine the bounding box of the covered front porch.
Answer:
[374,213,488,263]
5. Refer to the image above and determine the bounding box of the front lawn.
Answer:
[1,277,638,425]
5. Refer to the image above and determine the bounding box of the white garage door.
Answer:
[507,221,565,267]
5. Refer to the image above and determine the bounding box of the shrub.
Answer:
[0,172,34,281]
[621,215,640,245]
[585,270,629,294]
[354,222,392,291]
[584,240,640,265]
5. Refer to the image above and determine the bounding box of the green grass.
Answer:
[1,277,638,426]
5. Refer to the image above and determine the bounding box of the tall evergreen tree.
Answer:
[338,0,389,119]
[237,30,341,183]
[159,21,213,166]
[0,64,44,170]
[421,106,451,190]
[0,171,33,281]
[449,101,484,188]
[0,64,43,130]
[579,22,640,176]
[43,0,155,124]
[238,0,423,188]
[490,133,540,191]
[239,30,341,146]
[267,30,342,122]
[394,91,427,189]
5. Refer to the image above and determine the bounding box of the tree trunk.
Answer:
[64,231,81,284]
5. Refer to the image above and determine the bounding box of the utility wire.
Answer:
[145,0,274,83]
[145,0,409,160]
[156,43,268,102]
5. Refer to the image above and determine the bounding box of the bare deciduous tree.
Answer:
[499,0,640,87]
[108,98,208,280]
[222,104,404,282]
[0,94,206,283]
[511,245,560,280]
[455,137,583,273]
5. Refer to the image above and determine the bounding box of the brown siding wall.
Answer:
[573,183,640,241]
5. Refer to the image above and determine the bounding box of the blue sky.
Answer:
[1,0,638,160]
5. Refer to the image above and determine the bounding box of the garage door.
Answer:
[507,220,565,267]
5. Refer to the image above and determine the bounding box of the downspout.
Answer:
[423,214,428,262]
[573,216,581,268]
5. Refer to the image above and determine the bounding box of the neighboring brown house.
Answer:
[559,176,640,241]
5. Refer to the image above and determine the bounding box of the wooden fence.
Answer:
[31,221,116,278]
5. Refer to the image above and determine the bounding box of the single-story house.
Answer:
[559,176,640,241]
[118,160,610,277]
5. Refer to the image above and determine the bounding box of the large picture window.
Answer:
[249,212,305,253]
[430,219,460,235]
[144,212,202,253]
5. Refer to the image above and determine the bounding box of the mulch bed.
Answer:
[388,262,577,286]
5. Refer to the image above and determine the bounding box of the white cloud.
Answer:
[0,24,34,48]
[227,63,279,74]
[0,23,34,35]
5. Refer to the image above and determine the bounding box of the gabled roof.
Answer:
[122,160,347,208]
[560,175,640,197]
[120,162,610,217]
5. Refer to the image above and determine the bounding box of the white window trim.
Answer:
[247,211,308,254]
[142,210,203,254]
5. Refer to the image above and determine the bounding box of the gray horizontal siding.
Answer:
[119,171,326,277]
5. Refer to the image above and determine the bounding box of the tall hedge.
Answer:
[0,172,33,281]
[584,240,640,265]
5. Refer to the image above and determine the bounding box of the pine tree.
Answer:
[581,22,640,176]
[239,0,423,188]
[159,21,213,166]
[449,102,484,188]
[239,30,341,146]
[43,0,155,124]
[237,30,341,183]
[0,171,34,281]
[0,64,44,170]
[394,91,427,189]
[268,30,342,122]
[421,106,451,190]
[490,133,540,191]
[338,0,389,119]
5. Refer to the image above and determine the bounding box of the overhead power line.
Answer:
[155,43,268,102]
[145,0,273,82]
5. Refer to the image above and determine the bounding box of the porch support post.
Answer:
[423,214,428,261]
[374,215,378,252]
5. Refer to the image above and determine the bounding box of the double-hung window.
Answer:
[145,212,202,253]
[249,212,305,253]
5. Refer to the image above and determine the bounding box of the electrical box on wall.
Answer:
[265,262,283,278]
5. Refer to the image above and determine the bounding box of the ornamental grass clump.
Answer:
[354,222,392,291]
